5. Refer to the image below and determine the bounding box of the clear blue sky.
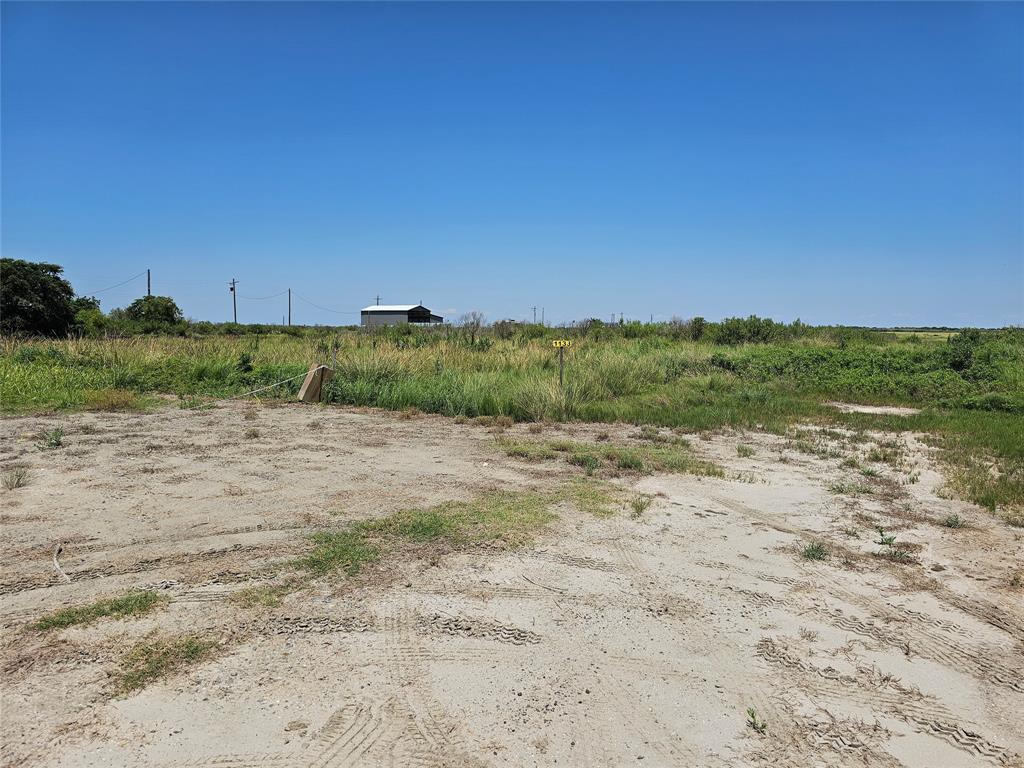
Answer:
[2,2,1022,327]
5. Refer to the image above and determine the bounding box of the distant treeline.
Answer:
[2,258,1016,346]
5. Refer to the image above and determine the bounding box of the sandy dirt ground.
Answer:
[1,403,1022,768]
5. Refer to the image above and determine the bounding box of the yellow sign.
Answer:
[552,339,572,348]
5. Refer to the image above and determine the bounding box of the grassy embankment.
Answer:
[1,330,1021,516]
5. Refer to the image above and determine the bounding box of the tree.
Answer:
[123,295,183,325]
[458,311,486,345]
[0,258,78,335]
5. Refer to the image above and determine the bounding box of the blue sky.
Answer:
[2,2,1021,327]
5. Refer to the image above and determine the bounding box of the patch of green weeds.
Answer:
[942,513,967,529]
[568,477,622,517]
[36,427,64,450]
[295,531,380,576]
[33,591,165,632]
[117,634,216,693]
[829,481,873,496]
[629,494,654,518]
[801,542,829,561]
[231,584,294,608]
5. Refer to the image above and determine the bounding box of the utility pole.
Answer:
[541,307,545,326]
[288,288,291,326]
[375,294,381,306]
[147,269,151,297]
[228,279,238,323]
[533,307,537,324]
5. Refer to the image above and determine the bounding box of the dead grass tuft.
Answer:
[2,467,32,490]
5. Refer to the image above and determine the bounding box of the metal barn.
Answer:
[360,304,444,328]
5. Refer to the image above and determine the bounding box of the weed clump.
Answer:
[829,481,872,496]
[500,439,723,478]
[736,445,755,458]
[117,634,216,693]
[2,467,31,490]
[746,707,768,734]
[231,584,293,608]
[36,427,64,450]
[32,591,165,631]
[629,494,653,518]
[942,513,966,529]
[801,542,829,561]
[294,490,558,579]
[297,531,380,576]
[568,477,622,517]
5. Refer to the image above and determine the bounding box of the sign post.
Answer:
[552,340,572,388]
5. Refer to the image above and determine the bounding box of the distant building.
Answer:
[360,304,444,328]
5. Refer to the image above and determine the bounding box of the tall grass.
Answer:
[2,331,1021,513]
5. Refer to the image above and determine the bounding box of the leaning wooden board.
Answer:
[297,364,334,403]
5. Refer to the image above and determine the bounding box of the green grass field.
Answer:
[2,327,1021,516]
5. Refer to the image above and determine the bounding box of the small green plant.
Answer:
[32,591,165,631]
[736,444,755,458]
[801,542,829,561]
[872,526,916,563]
[629,494,653,518]
[117,634,216,693]
[2,467,31,490]
[36,427,64,450]
[860,467,881,478]
[942,513,966,529]
[746,707,768,734]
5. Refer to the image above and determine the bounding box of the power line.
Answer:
[292,292,360,315]
[82,271,147,295]
[239,289,289,301]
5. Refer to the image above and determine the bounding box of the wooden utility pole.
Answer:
[147,269,151,297]
[288,288,291,326]
[228,279,238,323]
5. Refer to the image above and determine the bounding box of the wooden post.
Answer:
[552,339,571,389]
[297,364,334,403]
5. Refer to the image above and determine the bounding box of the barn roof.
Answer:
[361,304,422,313]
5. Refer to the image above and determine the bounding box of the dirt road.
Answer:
[2,404,1021,767]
